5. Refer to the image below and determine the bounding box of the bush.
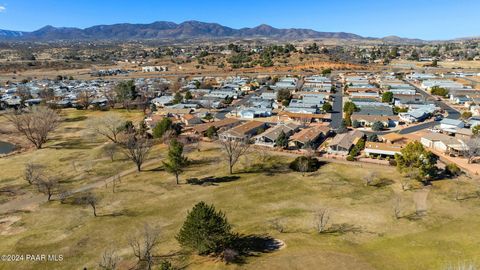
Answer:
[371,121,384,131]
[289,156,321,172]
[176,201,235,255]
[349,138,365,157]
[346,156,355,161]
[352,120,361,128]
[445,163,461,176]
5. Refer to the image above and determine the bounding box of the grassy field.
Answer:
[1,110,480,270]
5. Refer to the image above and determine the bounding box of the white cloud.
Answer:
[0,6,5,13]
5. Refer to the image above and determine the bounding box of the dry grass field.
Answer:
[1,110,480,270]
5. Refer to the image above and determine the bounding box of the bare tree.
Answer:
[99,248,119,270]
[120,135,153,171]
[5,106,61,149]
[465,137,480,164]
[59,189,72,204]
[128,224,160,270]
[111,174,121,193]
[77,90,92,110]
[104,143,118,162]
[76,192,99,217]
[24,162,44,185]
[393,195,402,219]
[102,87,117,109]
[88,113,125,143]
[219,139,250,174]
[314,208,331,233]
[268,218,286,233]
[36,177,59,201]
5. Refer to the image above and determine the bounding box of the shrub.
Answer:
[346,156,355,161]
[371,121,384,131]
[445,163,461,176]
[289,156,321,172]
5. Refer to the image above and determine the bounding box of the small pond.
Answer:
[0,141,15,154]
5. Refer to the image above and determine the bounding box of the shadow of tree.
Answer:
[371,178,395,188]
[229,234,284,264]
[63,115,87,122]
[186,176,240,186]
[240,162,290,176]
[49,138,96,150]
[322,223,363,235]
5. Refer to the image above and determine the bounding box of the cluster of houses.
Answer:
[0,78,171,110]
[342,72,443,130]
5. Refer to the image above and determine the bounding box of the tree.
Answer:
[382,91,393,103]
[99,249,119,270]
[120,135,153,171]
[473,125,480,136]
[36,177,58,201]
[76,192,99,217]
[314,208,330,233]
[24,162,44,185]
[343,101,358,115]
[176,201,234,255]
[395,141,438,182]
[371,121,384,131]
[322,102,333,113]
[220,139,250,174]
[430,86,449,97]
[5,106,61,149]
[289,156,321,175]
[276,89,291,103]
[465,136,480,164]
[367,134,379,142]
[461,111,473,120]
[88,113,125,143]
[114,80,137,110]
[445,163,461,177]
[77,90,92,109]
[184,91,193,100]
[276,130,288,149]
[129,224,160,270]
[173,92,183,104]
[206,126,217,139]
[152,118,173,139]
[163,139,188,184]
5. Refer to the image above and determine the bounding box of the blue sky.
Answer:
[0,0,478,40]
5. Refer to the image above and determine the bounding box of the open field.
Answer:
[1,110,480,269]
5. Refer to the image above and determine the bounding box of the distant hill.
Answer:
[0,29,26,38]
[0,20,366,41]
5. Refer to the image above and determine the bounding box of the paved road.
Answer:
[330,81,343,129]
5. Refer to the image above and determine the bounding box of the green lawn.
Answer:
[1,110,480,270]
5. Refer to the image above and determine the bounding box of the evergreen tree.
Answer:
[176,202,234,255]
[163,139,188,184]
[173,92,183,104]
[152,118,172,138]
[276,130,288,149]
[185,91,193,100]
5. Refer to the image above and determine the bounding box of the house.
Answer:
[219,121,267,141]
[192,118,241,135]
[328,130,365,155]
[254,123,300,147]
[278,111,331,124]
[351,114,399,127]
[181,114,203,126]
[420,132,468,156]
[364,142,404,157]
[237,108,272,119]
[439,118,465,134]
[380,133,410,145]
[151,96,173,107]
[289,125,331,149]
[398,109,429,123]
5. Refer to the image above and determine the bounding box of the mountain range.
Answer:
[0,20,424,42]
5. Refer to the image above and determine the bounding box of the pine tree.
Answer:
[176,201,234,255]
[276,130,288,149]
[163,139,188,184]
